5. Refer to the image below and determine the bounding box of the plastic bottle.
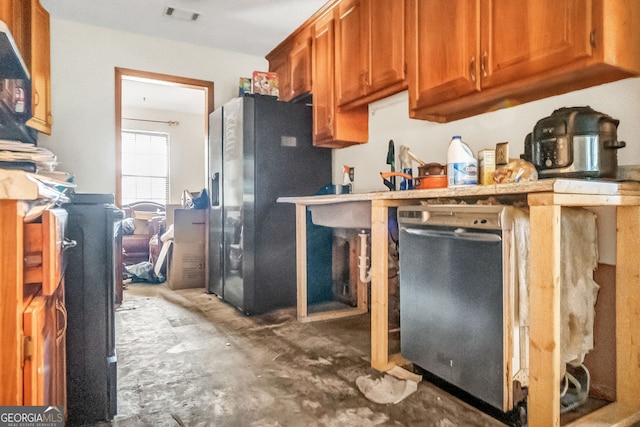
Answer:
[342,165,353,193]
[447,136,478,186]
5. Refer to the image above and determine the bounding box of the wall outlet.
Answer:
[349,167,355,182]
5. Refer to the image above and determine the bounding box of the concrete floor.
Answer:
[105,283,508,427]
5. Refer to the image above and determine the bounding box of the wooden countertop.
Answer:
[278,178,640,205]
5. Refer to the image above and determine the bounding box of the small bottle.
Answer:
[342,165,353,193]
[447,136,478,186]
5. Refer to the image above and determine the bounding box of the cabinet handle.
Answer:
[55,299,68,345]
[469,56,476,82]
[62,238,77,250]
[590,30,596,48]
[481,51,488,78]
[34,90,40,107]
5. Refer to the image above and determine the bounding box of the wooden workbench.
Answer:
[281,178,640,426]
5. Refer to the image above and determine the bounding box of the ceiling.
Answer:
[40,0,327,57]
[40,0,328,115]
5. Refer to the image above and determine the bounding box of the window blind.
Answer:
[121,130,170,205]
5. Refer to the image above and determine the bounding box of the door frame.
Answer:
[114,67,214,207]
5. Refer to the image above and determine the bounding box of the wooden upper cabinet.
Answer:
[367,0,406,96]
[312,9,368,148]
[337,0,407,108]
[268,49,291,100]
[267,29,312,102]
[335,0,366,106]
[407,0,480,113]
[0,0,52,134]
[25,0,52,135]
[312,13,335,144]
[480,0,592,90]
[289,31,312,100]
[407,0,640,122]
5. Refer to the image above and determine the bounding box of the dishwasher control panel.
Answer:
[398,204,512,231]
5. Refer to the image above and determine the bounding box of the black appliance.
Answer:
[398,204,518,412]
[0,22,37,144]
[521,106,626,178]
[207,94,331,315]
[63,193,123,426]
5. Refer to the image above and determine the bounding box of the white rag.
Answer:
[356,374,418,404]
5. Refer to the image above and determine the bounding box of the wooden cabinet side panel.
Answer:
[42,210,62,295]
[0,200,26,405]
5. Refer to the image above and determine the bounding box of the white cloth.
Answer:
[356,374,418,404]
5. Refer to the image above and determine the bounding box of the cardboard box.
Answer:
[478,149,496,185]
[252,71,279,98]
[164,204,182,227]
[167,209,207,290]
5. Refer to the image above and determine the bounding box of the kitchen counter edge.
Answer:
[277,179,640,205]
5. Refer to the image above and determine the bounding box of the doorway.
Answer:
[115,67,214,207]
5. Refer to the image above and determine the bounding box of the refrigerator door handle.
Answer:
[211,172,220,206]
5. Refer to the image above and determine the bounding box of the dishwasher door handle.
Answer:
[401,227,503,242]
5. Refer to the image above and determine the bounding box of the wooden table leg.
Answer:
[528,204,562,427]
[296,203,308,320]
[615,206,640,408]
[370,200,390,371]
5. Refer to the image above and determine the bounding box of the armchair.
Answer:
[121,201,166,266]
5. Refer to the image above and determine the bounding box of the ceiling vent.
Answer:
[163,6,200,22]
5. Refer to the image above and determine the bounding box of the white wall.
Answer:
[334,78,640,193]
[38,19,267,194]
[121,107,205,205]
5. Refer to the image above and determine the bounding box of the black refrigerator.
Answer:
[207,94,331,315]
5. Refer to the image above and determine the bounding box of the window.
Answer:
[121,130,169,205]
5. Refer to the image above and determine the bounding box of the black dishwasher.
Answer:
[398,204,516,412]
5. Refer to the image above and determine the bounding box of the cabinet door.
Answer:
[289,33,312,100]
[268,50,291,100]
[312,12,336,144]
[23,296,46,406]
[0,0,27,53]
[407,0,480,115]
[336,0,367,106]
[367,0,406,95]
[26,0,52,135]
[51,285,67,407]
[480,0,592,90]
